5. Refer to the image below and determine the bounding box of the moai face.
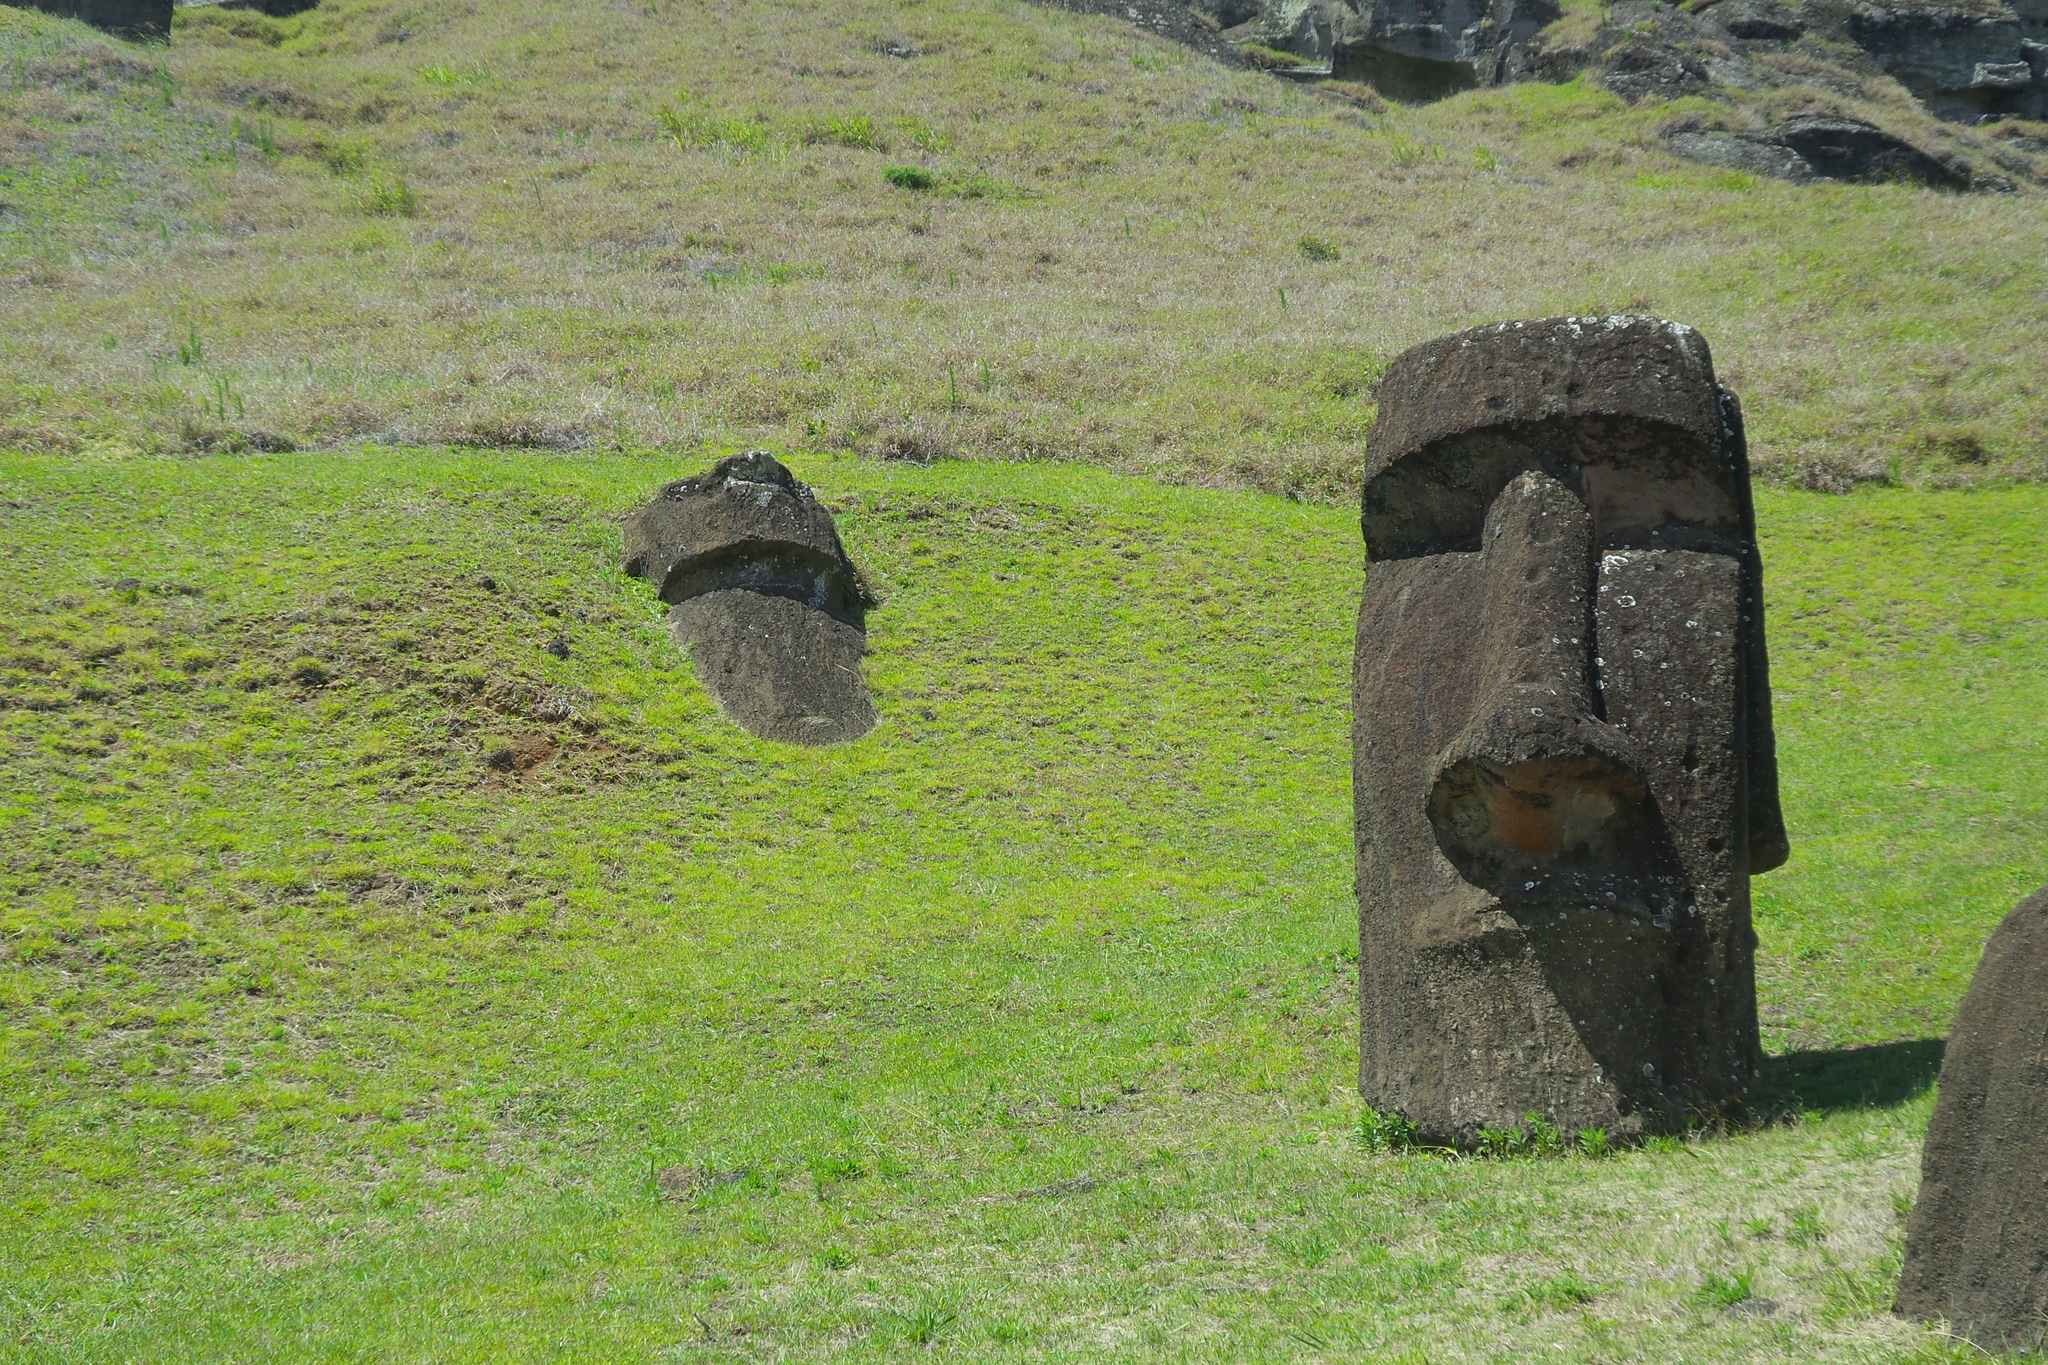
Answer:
[1354,317,1788,1146]
[622,451,877,745]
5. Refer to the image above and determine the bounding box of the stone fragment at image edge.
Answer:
[1898,883,2048,1349]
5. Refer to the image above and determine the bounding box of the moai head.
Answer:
[622,451,878,744]
[1898,883,2048,1351]
[1354,317,1788,1146]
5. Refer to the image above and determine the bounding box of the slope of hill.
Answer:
[0,446,2043,1360]
[0,0,2044,497]
[5,0,2048,1358]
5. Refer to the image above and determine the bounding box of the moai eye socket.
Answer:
[1353,317,1788,1150]
[620,451,878,745]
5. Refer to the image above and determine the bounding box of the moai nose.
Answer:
[1424,472,1665,898]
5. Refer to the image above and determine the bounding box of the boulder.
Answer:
[1779,113,1974,184]
[1897,885,2048,1350]
[1663,129,1820,180]
[621,451,878,745]
[1714,0,1805,39]
[18,0,171,39]
[1354,317,1788,1148]
[1663,115,1972,186]
[1241,0,1560,96]
[1597,39,1713,102]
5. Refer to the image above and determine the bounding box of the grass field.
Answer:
[1,448,2042,1361]
[1,0,2045,497]
[5,0,2047,1355]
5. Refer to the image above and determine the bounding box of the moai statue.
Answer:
[622,451,877,745]
[1354,317,1789,1146]
[1897,884,2048,1350]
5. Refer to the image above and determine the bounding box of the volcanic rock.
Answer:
[19,0,170,39]
[1897,884,2048,1350]
[621,451,877,745]
[1354,316,1788,1148]
[1664,115,1972,187]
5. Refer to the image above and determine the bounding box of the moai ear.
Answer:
[1714,388,1790,875]
[620,452,878,745]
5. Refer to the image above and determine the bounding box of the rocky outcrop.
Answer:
[18,0,171,39]
[621,451,878,746]
[1222,0,2046,136]
[1236,0,1560,94]
[1837,1,2048,121]
[218,0,324,13]
[1534,0,2042,122]
[1354,317,1787,1148]
[1665,114,1974,186]
[1897,885,2048,1349]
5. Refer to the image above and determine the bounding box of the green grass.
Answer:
[0,0,2042,495]
[1,447,2041,1360]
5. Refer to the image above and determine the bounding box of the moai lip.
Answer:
[1897,883,2048,1350]
[1354,316,1789,1148]
[621,451,877,745]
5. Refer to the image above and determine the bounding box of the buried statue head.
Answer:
[1354,316,1789,1148]
[622,451,878,746]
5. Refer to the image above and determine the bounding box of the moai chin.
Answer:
[1354,317,1789,1147]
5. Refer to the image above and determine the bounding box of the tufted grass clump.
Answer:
[1359,1104,1419,1153]
[656,102,780,156]
[1695,1269,1757,1308]
[1240,42,1310,68]
[807,114,885,150]
[1504,1272,1601,1314]
[1478,1113,1569,1159]
[882,164,937,191]
[360,177,419,218]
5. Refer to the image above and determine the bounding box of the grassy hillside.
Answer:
[5,0,2047,1356]
[1,448,2042,1361]
[0,0,2045,497]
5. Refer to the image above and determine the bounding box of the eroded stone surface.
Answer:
[621,451,877,745]
[1355,316,1787,1147]
[1234,0,1560,94]
[1897,884,2048,1350]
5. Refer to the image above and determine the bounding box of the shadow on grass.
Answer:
[1751,1038,1946,1118]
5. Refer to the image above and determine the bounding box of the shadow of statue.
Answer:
[1749,1038,1947,1118]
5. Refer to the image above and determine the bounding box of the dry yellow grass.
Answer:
[0,0,2043,497]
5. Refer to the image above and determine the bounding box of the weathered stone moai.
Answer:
[1897,884,2048,1350]
[1354,316,1789,1146]
[622,451,877,745]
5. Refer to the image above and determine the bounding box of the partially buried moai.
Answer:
[622,450,877,745]
[1897,883,2048,1351]
[1354,317,1789,1146]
